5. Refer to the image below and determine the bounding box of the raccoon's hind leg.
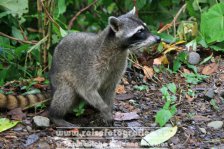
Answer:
[49,82,77,127]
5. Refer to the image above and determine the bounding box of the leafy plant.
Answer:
[182,73,208,84]
[155,83,177,127]
[73,101,86,117]
[173,51,197,73]
[134,85,149,91]
[200,2,224,44]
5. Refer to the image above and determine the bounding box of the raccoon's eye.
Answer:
[137,28,144,33]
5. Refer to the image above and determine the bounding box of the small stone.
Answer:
[150,122,157,127]
[26,126,32,132]
[24,134,39,147]
[204,88,215,99]
[165,124,172,127]
[35,141,50,149]
[207,121,223,129]
[33,116,50,127]
[188,52,200,65]
[199,128,206,134]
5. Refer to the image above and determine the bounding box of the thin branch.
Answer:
[158,4,187,33]
[0,31,37,45]
[68,0,98,30]
[40,0,60,29]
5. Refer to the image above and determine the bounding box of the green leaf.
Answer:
[60,27,68,37]
[160,86,170,100]
[141,126,178,146]
[173,60,181,72]
[0,118,19,132]
[170,105,177,115]
[12,27,24,40]
[177,52,188,62]
[0,0,28,21]
[210,45,224,52]
[186,39,197,51]
[200,3,224,43]
[22,89,41,95]
[155,109,173,127]
[134,85,149,91]
[183,73,209,84]
[58,0,66,16]
[167,83,176,94]
[200,54,213,65]
[187,64,197,73]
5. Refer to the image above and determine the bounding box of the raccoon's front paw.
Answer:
[102,111,113,122]
[102,113,114,127]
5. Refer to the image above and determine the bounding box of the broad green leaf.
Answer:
[155,109,172,127]
[141,126,178,146]
[200,3,224,43]
[173,60,181,72]
[210,45,224,52]
[167,83,176,94]
[58,0,66,16]
[0,118,19,132]
[0,0,28,20]
[160,86,169,98]
[12,27,24,40]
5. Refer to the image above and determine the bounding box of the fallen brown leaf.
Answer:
[183,68,191,74]
[7,108,26,121]
[33,76,45,82]
[202,63,218,75]
[153,55,169,65]
[115,85,126,94]
[115,93,134,100]
[143,65,154,79]
[114,112,140,121]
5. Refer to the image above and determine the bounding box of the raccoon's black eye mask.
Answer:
[127,28,149,45]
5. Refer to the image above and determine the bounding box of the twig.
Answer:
[158,4,187,33]
[22,99,50,110]
[40,0,60,29]
[0,31,37,45]
[68,0,98,30]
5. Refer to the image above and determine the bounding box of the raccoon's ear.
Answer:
[108,16,121,32]
[127,7,136,15]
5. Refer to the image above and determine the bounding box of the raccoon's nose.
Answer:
[155,36,161,43]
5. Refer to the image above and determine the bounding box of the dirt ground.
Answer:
[0,55,224,149]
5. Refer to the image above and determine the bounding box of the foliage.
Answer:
[0,118,19,132]
[182,73,208,84]
[200,2,224,44]
[155,83,177,127]
[73,101,86,117]
[141,126,177,146]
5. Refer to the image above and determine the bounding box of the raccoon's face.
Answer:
[108,7,160,50]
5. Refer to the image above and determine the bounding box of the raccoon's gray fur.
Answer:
[49,7,160,127]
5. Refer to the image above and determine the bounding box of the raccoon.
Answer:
[49,7,160,127]
[0,93,49,110]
